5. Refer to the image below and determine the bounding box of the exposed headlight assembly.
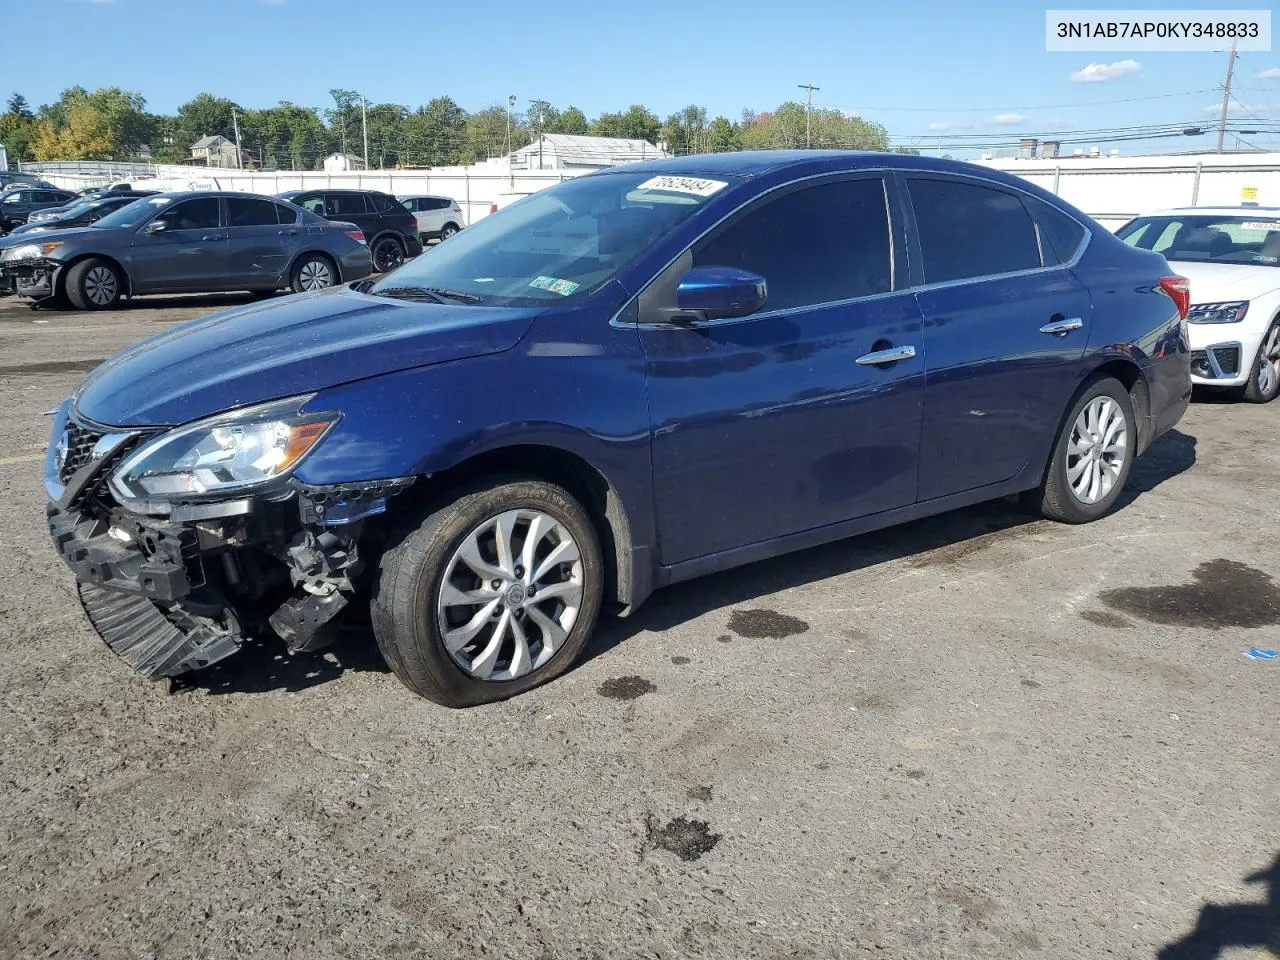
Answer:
[0,241,63,262]
[109,395,339,504]
[1187,301,1248,324]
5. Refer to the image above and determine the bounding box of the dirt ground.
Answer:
[1,294,1277,960]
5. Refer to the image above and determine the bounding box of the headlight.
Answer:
[0,241,63,262]
[109,395,339,504]
[1187,301,1248,324]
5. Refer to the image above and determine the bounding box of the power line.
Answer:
[830,88,1220,114]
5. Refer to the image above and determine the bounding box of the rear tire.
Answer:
[371,235,405,272]
[1242,321,1280,404]
[290,254,335,293]
[371,476,604,707]
[1027,376,1136,524]
[65,258,122,311]
[440,223,459,240]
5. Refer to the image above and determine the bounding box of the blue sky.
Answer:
[15,0,1280,155]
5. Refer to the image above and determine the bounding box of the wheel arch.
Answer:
[398,443,640,613]
[286,248,339,283]
[56,251,132,299]
[1086,357,1151,452]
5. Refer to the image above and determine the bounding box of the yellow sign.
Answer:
[1242,186,1259,201]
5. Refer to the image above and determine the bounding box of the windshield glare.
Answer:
[370,172,732,305]
[1119,214,1280,267]
[92,196,171,230]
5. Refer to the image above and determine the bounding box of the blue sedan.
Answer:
[44,151,1191,706]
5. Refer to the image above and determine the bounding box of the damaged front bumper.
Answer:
[0,257,59,299]
[45,404,413,679]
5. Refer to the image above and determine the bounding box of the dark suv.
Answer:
[277,189,421,272]
[0,188,78,233]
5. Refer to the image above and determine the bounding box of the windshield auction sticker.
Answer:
[1046,10,1271,50]
[530,276,581,296]
[1241,222,1280,232]
[635,176,728,197]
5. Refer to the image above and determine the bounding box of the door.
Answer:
[904,175,1093,501]
[128,195,227,292]
[224,196,301,286]
[638,174,926,565]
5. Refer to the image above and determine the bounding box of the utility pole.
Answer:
[798,83,819,148]
[1216,39,1237,154]
[361,95,370,169]
[231,105,243,169]
[506,94,516,187]
[529,99,548,170]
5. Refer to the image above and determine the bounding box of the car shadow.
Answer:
[122,293,271,312]
[1157,853,1280,959]
[175,428,1198,695]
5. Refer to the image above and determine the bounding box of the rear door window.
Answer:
[370,193,395,213]
[692,177,892,312]
[907,177,1042,283]
[275,203,299,225]
[326,193,370,217]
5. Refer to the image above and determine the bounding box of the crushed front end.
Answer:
[0,255,59,300]
[44,397,412,679]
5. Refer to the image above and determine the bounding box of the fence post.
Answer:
[464,174,470,225]
[1191,162,1202,207]
[1052,165,1061,195]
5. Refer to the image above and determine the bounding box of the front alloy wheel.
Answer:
[1244,322,1280,403]
[372,477,603,707]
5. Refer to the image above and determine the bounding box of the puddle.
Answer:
[728,609,809,639]
[644,815,721,862]
[1101,559,1280,629]
[597,676,655,701]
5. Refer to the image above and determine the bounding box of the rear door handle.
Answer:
[855,344,917,366]
[1040,316,1084,336]
[278,229,297,236]
[200,234,224,241]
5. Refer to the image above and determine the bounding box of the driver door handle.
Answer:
[201,234,224,241]
[856,344,917,366]
[1040,316,1084,336]
[277,229,297,236]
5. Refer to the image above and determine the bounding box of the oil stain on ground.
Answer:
[686,785,713,801]
[597,676,656,701]
[1080,610,1133,629]
[670,656,691,666]
[1101,559,1280,629]
[728,609,809,639]
[643,814,722,862]
[0,358,107,377]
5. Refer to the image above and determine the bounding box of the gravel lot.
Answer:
[1,294,1278,960]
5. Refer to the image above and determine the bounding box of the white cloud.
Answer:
[1202,102,1271,117]
[927,122,953,131]
[1261,67,1280,79]
[987,112,1026,125]
[1069,59,1141,83]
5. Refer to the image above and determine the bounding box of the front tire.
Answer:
[1242,321,1280,404]
[1028,376,1136,524]
[372,477,604,707]
[65,258,122,310]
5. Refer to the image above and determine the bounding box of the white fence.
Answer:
[24,152,1280,231]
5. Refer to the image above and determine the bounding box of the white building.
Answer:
[509,134,666,171]
[322,152,369,173]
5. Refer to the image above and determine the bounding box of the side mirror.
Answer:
[675,265,767,321]
[144,219,167,234]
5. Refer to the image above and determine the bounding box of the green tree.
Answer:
[401,96,468,166]
[548,106,588,135]
[325,88,363,156]
[706,116,740,153]
[661,104,708,155]
[27,86,150,159]
[169,92,242,156]
[464,104,514,162]
[6,93,33,119]
[591,104,660,143]
[739,102,887,151]
[32,103,115,160]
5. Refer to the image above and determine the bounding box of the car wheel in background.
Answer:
[371,476,604,707]
[65,258,122,311]
[371,236,405,272]
[1026,375,1136,524]
[290,254,335,293]
[1242,321,1280,404]
[440,223,459,240]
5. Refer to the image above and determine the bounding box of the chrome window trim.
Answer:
[610,168,899,330]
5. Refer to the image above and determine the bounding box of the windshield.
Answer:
[369,172,733,305]
[1118,214,1280,267]
[51,199,96,217]
[92,195,172,230]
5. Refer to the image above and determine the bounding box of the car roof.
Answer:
[1136,206,1280,218]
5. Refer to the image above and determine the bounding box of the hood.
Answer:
[1167,260,1280,302]
[74,286,543,427]
[0,226,99,249]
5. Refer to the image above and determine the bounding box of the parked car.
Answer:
[277,188,421,272]
[0,187,78,233]
[1117,206,1280,402]
[7,192,160,236]
[0,172,56,190]
[0,190,371,307]
[398,195,465,242]
[42,153,1190,706]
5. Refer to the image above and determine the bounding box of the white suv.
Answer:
[1118,206,1280,403]
[398,195,465,243]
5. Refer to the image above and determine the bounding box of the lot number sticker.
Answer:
[635,176,728,197]
[1241,221,1280,232]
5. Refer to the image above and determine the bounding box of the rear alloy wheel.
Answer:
[291,255,335,293]
[372,477,603,707]
[65,258,122,311]
[372,236,405,272]
[440,223,459,241]
[1243,321,1280,404]
[1028,376,1136,524]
